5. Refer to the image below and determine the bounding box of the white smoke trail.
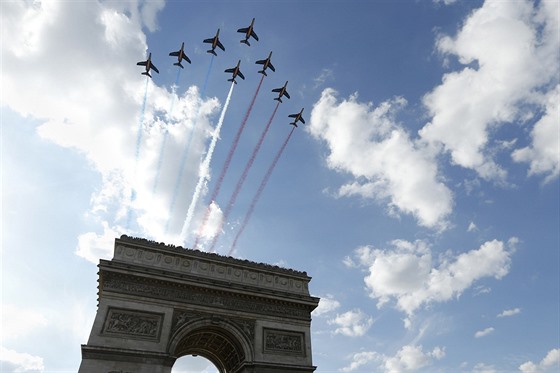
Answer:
[179,81,235,245]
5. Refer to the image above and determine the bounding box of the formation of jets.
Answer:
[136,18,305,127]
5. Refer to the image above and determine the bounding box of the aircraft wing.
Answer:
[256,59,266,65]
[184,55,192,64]
[169,51,179,57]
[225,67,235,73]
[137,61,147,66]
[284,91,290,99]
[300,117,305,124]
[251,30,259,41]
[217,40,225,51]
[237,27,249,33]
[288,113,297,118]
[150,63,160,74]
[238,71,245,80]
[272,87,282,93]
[268,62,275,72]
[203,38,213,44]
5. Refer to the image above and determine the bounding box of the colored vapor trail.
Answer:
[208,101,281,252]
[152,69,182,195]
[193,74,265,249]
[126,76,150,230]
[228,127,295,256]
[164,56,215,234]
[179,81,235,245]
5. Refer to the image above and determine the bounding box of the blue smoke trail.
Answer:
[152,68,182,195]
[126,76,150,230]
[164,56,214,234]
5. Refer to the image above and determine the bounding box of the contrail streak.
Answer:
[228,127,295,256]
[179,81,235,245]
[193,75,265,250]
[163,56,214,234]
[126,76,150,230]
[152,69,182,196]
[208,101,280,252]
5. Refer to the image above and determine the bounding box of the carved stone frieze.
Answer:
[102,272,310,320]
[263,328,305,356]
[102,308,163,341]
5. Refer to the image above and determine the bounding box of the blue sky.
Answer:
[1,0,559,372]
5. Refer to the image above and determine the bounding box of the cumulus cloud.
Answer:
[420,0,559,182]
[328,309,374,337]
[349,239,513,315]
[0,346,44,372]
[519,348,560,373]
[1,0,221,262]
[342,345,445,373]
[497,308,521,318]
[312,294,341,317]
[309,89,453,230]
[473,362,498,373]
[474,327,494,338]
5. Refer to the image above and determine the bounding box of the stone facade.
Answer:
[79,236,320,373]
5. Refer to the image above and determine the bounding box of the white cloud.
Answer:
[420,0,559,182]
[1,305,48,342]
[473,362,498,373]
[309,89,453,230]
[1,0,221,262]
[342,345,445,373]
[519,348,560,373]
[312,295,341,317]
[468,221,478,232]
[350,239,513,315]
[497,307,521,317]
[512,85,560,183]
[474,327,494,338]
[328,309,374,337]
[0,346,44,372]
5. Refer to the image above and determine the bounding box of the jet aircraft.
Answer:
[137,53,159,78]
[225,60,245,84]
[272,81,290,103]
[256,51,275,76]
[288,108,305,127]
[237,18,259,46]
[169,42,191,68]
[203,29,225,56]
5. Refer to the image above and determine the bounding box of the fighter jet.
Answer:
[169,42,191,68]
[137,53,159,78]
[255,51,275,76]
[225,60,245,84]
[272,81,290,103]
[203,29,225,56]
[237,18,258,46]
[288,108,305,127]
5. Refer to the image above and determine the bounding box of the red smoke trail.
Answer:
[228,127,295,256]
[192,75,265,250]
[208,101,281,252]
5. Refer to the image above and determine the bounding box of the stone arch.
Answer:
[168,317,254,373]
[78,236,319,373]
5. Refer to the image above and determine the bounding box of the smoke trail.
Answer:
[152,69,182,195]
[208,101,280,252]
[193,75,265,249]
[126,76,150,230]
[179,81,235,244]
[164,55,215,234]
[228,127,295,256]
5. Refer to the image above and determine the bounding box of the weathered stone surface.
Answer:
[79,236,320,373]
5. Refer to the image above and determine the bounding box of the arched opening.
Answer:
[171,355,219,373]
[170,324,249,373]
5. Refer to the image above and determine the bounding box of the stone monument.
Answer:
[79,235,320,373]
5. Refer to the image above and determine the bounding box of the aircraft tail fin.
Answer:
[274,97,282,103]
[174,62,184,69]
[141,71,152,78]
[228,78,237,84]
[207,49,217,56]
[258,70,267,76]
[240,39,250,46]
